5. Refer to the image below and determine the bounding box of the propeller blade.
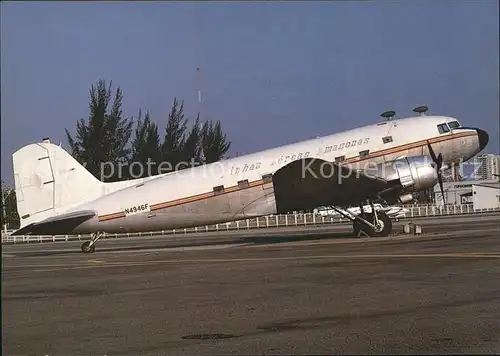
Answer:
[438,172,446,205]
[436,153,443,170]
[427,141,446,204]
[427,141,438,163]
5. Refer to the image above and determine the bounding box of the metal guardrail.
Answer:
[2,204,499,244]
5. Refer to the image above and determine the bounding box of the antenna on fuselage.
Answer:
[413,106,428,116]
[380,110,396,121]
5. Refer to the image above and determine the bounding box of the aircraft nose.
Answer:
[477,128,489,151]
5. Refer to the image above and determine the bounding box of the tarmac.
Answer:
[2,213,500,355]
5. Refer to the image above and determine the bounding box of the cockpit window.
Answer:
[448,121,461,129]
[437,123,450,134]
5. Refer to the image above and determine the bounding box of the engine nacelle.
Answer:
[369,155,439,193]
[398,193,414,204]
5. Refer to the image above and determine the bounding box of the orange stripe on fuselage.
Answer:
[97,131,475,221]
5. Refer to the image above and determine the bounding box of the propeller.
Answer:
[427,141,446,205]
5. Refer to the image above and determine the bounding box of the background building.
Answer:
[472,182,500,210]
[474,154,500,180]
[433,179,499,206]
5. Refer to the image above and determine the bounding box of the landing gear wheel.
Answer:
[371,211,392,237]
[81,241,96,253]
[352,211,392,237]
[80,231,104,253]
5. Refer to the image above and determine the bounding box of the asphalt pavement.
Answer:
[2,213,500,355]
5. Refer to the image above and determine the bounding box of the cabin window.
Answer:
[213,185,225,195]
[382,136,393,144]
[262,173,273,183]
[335,155,345,162]
[359,150,370,158]
[448,121,461,129]
[237,179,249,188]
[437,123,450,134]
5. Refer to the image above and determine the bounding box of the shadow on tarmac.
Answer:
[10,231,356,258]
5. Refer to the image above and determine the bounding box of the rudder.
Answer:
[13,139,104,228]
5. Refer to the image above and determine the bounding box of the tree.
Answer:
[181,113,202,167]
[65,79,133,182]
[1,183,20,230]
[129,110,161,178]
[201,120,231,163]
[161,98,188,173]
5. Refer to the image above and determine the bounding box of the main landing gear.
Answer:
[81,231,104,253]
[329,200,392,237]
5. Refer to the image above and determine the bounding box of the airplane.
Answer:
[10,105,489,253]
[315,203,410,220]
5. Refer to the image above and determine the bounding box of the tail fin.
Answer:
[12,139,104,228]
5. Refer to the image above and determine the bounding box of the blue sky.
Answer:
[1,1,499,184]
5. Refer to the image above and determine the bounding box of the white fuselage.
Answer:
[78,116,481,223]
[13,114,487,234]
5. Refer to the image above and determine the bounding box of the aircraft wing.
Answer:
[11,210,96,236]
[272,158,395,213]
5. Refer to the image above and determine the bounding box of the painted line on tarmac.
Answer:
[1,242,252,259]
[8,252,499,273]
[240,230,499,249]
[110,243,252,253]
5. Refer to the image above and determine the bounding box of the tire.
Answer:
[352,211,392,237]
[372,211,392,237]
[81,241,96,253]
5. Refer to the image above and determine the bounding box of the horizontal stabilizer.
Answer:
[11,210,96,236]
